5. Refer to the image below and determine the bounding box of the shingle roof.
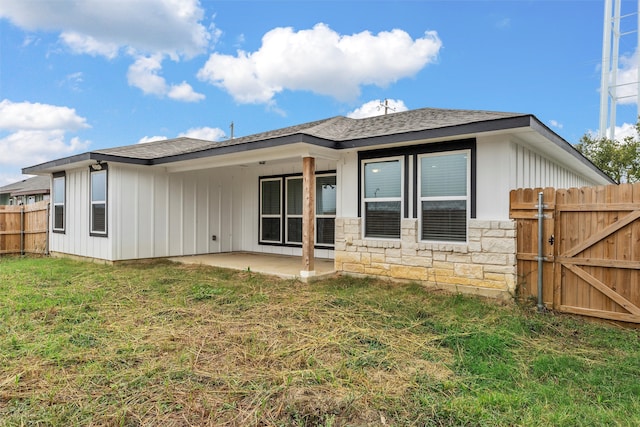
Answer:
[0,175,50,195]
[95,108,526,161]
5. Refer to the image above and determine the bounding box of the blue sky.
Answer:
[1,0,639,185]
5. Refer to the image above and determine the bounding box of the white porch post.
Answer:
[301,156,315,279]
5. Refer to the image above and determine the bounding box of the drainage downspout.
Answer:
[537,191,544,312]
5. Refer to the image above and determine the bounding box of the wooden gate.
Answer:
[0,201,49,255]
[510,184,640,324]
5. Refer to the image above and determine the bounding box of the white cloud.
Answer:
[591,122,639,141]
[612,48,639,105]
[0,99,89,131]
[2,0,211,103]
[168,81,205,102]
[197,23,442,104]
[60,31,119,59]
[0,0,212,58]
[136,126,225,144]
[0,100,91,172]
[549,119,563,129]
[137,135,168,144]
[347,99,409,119]
[179,126,225,141]
[0,130,90,168]
[127,55,205,102]
[613,122,638,140]
[127,55,168,96]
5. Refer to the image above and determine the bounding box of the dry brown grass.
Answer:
[1,257,639,426]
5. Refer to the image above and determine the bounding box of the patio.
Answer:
[169,252,336,281]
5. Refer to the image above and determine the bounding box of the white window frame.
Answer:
[90,168,108,236]
[259,177,283,244]
[52,173,65,233]
[418,150,470,243]
[361,156,404,240]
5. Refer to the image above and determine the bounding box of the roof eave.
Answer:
[150,133,339,166]
[22,152,151,174]
[527,117,616,184]
[338,115,534,149]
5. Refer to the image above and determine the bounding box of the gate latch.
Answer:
[548,235,555,246]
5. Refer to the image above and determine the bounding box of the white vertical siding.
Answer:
[50,167,111,260]
[337,151,359,218]
[474,136,604,220]
[96,160,335,261]
[512,142,597,189]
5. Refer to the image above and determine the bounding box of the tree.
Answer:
[576,123,640,183]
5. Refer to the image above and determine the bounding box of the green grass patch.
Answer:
[0,256,639,426]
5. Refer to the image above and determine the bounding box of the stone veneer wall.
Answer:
[334,218,517,300]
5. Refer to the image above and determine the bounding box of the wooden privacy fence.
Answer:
[510,183,640,324]
[0,201,49,255]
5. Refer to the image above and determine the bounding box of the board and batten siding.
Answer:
[49,167,112,260]
[511,142,598,189]
[108,159,336,261]
[112,165,237,261]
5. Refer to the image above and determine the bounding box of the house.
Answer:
[23,107,614,298]
[0,175,50,205]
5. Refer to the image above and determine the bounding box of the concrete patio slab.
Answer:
[169,252,336,281]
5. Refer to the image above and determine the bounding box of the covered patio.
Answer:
[169,252,336,281]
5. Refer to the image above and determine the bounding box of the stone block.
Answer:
[471,253,508,265]
[454,263,484,279]
[389,265,428,281]
[499,221,516,230]
[416,249,433,258]
[402,255,433,267]
[483,229,506,238]
[401,247,417,257]
[481,237,515,254]
[335,251,361,264]
[446,253,471,263]
[432,252,447,261]
[484,272,507,283]
[342,263,365,274]
[470,219,492,229]
[370,262,390,271]
[467,228,483,239]
[385,257,402,265]
[433,260,453,270]
[371,252,386,263]
[365,267,390,276]
[360,252,371,265]
[483,264,516,274]
[385,248,402,258]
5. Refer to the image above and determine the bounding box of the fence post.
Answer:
[20,206,25,256]
[46,202,50,255]
[537,191,545,312]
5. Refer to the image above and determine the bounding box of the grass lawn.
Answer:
[1,256,639,426]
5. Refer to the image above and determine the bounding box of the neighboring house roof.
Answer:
[22,107,614,183]
[0,175,50,196]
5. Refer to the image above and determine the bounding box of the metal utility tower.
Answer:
[599,0,640,139]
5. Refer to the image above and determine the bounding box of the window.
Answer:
[260,178,282,243]
[52,172,65,233]
[419,151,469,242]
[363,159,402,239]
[260,172,336,247]
[90,167,107,236]
[316,175,336,245]
[286,177,303,244]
